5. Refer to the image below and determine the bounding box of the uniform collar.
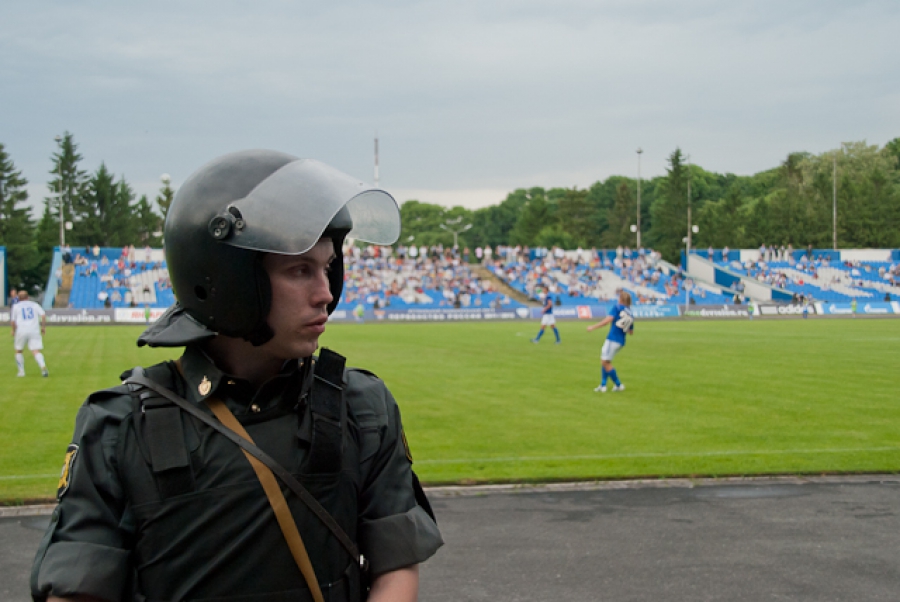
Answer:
[179,345,309,416]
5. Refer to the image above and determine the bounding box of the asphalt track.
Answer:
[3,475,898,601]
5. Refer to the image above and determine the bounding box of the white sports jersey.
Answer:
[12,300,45,333]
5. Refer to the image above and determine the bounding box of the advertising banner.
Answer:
[759,304,817,316]
[528,304,681,320]
[0,309,117,324]
[114,308,168,323]
[329,307,529,322]
[682,305,752,318]
[815,302,897,316]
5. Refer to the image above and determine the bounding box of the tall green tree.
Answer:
[45,132,89,247]
[695,184,745,249]
[135,194,163,247]
[602,181,636,248]
[156,175,175,219]
[398,200,473,249]
[75,164,140,247]
[0,144,39,291]
[469,192,526,249]
[647,148,689,261]
[509,188,554,246]
[556,188,598,247]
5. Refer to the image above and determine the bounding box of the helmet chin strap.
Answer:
[325,231,348,316]
[245,252,275,347]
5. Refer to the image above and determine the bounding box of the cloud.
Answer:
[2,0,899,214]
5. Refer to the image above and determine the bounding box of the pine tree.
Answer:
[46,132,89,246]
[0,144,39,291]
[78,164,140,247]
[509,189,554,246]
[602,182,636,248]
[156,175,175,219]
[135,194,163,247]
[647,149,689,261]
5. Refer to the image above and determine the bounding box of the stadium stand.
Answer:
[63,245,173,309]
[337,244,527,311]
[689,248,900,303]
[53,244,900,310]
[61,244,528,311]
[487,245,734,305]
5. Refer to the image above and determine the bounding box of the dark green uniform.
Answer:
[32,345,443,601]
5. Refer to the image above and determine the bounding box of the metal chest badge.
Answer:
[57,444,79,500]
[198,376,212,396]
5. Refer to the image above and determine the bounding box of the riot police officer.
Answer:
[31,150,443,602]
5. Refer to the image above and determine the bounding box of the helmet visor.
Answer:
[226,158,400,255]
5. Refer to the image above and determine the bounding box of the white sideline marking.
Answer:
[0,474,57,481]
[416,447,900,465]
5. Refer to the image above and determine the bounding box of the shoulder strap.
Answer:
[123,370,367,574]
[127,363,194,499]
[307,349,346,474]
[204,395,324,602]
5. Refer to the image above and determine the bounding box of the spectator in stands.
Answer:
[8,288,18,307]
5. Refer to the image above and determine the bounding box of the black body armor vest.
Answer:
[121,353,363,602]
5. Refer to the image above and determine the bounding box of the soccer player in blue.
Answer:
[587,290,634,392]
[532,295,561,344]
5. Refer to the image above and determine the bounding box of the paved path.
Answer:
[4,476,898,601]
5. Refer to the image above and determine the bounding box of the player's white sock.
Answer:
[35,353,47,369]
[16,353,25,375]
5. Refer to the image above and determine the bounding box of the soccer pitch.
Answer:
[1,319,898,502]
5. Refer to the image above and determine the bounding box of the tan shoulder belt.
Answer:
[205,396,324,602]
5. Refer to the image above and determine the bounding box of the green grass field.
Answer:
[1,318,898,502]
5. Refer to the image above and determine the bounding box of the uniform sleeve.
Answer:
[345,371,443,575]
[31,393,135,602]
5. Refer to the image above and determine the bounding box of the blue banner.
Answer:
[328,307,530,322]
[816,302,897,315]
[528,304,681,320]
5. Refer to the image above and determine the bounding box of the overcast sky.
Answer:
[3,0,899,213]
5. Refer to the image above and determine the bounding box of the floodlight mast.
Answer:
[833,150,837,250]
[55,135,65,247]
[686,154,692,258]
[636,148,643,249]
[439,216,472,250]
[374,134,379,188]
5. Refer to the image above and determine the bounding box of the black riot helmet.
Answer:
[139,149,400,348]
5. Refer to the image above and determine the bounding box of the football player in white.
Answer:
[11,290,49,377]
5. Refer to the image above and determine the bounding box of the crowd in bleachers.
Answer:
[487,245,731,305]
[338,243,522,311]
[63,244,174,309]
[58,243,900,311]
[700,245,900,303]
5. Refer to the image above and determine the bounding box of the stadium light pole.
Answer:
[833,150,838,250]
[636,148,643,249]
[685,154,692,258]
[440,218,472,250]
[54,135,65,248]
